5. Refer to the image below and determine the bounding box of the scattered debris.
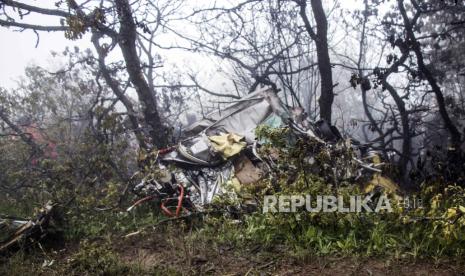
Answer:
[0,202,57,255]
[130,87,397,216]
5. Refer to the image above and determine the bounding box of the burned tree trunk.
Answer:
[91,33,148,150]
[115,0,169,148]
[381,50,412,187]
[297,0,334,123]
[397,0,462,146]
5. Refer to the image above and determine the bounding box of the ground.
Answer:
[115,230,465,275]
[2,220,465,276]
[4,230,462,275]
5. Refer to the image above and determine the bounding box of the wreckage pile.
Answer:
[0,87,400,253]
[0,202,57,255]
[130,87,398,216]
[3,87,465,259]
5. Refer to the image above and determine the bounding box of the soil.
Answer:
[114,229,465,275]
[3,225,464,275]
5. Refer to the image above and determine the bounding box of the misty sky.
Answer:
[0,27,86,88]
[0,0,362,89]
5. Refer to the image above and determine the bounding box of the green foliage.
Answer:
[255,123,358,186]
[0,251,47,276]
[201,176,465,258]
[197,128,465,258]
[64,205,160,241]
[0,240,179,276]
[0,60,140,233]
[255,124,291,148]
[70,241,129,275]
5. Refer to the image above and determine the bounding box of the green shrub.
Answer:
[197,127,465,258]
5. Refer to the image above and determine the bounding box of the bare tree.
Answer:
[0,0,172,148]
[294,0,334,122]
[397,0,462,145]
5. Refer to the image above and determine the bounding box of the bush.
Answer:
[197,127,465,258]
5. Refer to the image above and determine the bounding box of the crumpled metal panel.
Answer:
[1,202,55,254]
[160,88,288,166]
[155,87,291,206]
[205,99,273,143]
[185,87,286,142]
[132,87,394,211]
